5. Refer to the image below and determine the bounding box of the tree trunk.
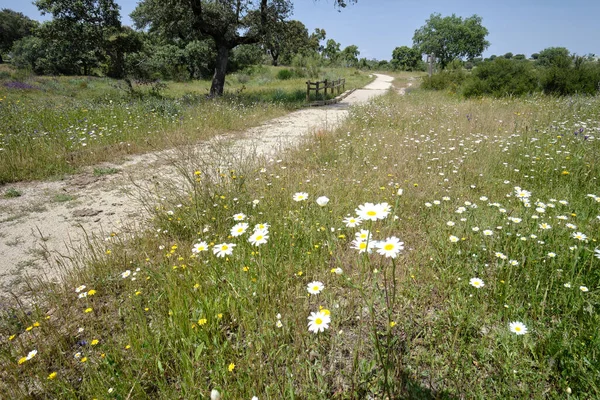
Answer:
[271,50,279,66]
[210,43,230,97]
[0,53,3,64]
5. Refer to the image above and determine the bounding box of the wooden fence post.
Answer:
[316,81,320,100]
[306,81,310,102]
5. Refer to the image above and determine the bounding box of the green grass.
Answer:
[0,66,371,184]
[1,85,598,399]
[93,167,120,177]
[3,188,21,198]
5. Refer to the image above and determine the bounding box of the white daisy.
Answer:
[307,311,331,333]
[509,321,528,335]
[376,236,404,258]
[213,243,236,258]
[307,281,324,295]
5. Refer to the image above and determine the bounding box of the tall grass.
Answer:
[1,87,598,398]
[0,67,371,183]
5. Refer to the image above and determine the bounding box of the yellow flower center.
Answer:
[515,326,521,332]
[359,243,367,249]
[315,318,323,325]
[222,245,228,250]
[367,211,377,216]
[313,286,320,291]
[256,235,263,240]
[384,244,394,251]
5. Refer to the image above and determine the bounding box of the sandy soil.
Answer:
[0,74,394,297]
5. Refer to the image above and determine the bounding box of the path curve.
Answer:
[0,74,394,296]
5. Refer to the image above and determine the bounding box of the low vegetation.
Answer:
[0,66,370,184]
[422,54,600,97]
[1,84,598,398]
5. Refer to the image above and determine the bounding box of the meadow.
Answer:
[1,79,599,399]
[0,66,370,184]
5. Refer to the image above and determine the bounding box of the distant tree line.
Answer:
[0,1,374,96]
[421,47,600,97]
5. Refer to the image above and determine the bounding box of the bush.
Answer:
[540,60,600,95]
[276,68,293,80]
[421,69,467,91]
[462,58,538,97]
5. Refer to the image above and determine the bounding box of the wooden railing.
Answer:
[306,78,346,102]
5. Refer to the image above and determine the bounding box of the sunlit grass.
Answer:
[0,67,371,183]
[1,86,598,398]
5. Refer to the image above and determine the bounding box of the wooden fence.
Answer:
[306,78,346,102]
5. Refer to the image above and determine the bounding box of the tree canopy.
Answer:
[391,46,421,71]
[413,13,489,69]
[34,0,122,75]
[0,9,39,63]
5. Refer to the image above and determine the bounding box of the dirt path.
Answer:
[0,74,394,296]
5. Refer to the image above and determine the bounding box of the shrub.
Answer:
[540,60,600,95]
[276,68,293,80]
[462,58,538,97]
[421,69,466,91]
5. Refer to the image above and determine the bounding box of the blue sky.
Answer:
[4,0,599,60]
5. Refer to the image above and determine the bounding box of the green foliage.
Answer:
[391,46,421,71]
[537,47,571,68]
[413,13,489,69]
[34,0,122,75]
[276,68,292,80]
[291,53,321,78]
[230,44,264,72]
[0,9,38,63]
[131,0,293,96]
[3,188,21,198]
[424,47,600,98]
[9,36,45,73]
[323,38,341,62]
[340,44,360,67]
[263,19,316,66]
[462,58,538,97]
[421,68,466,91]
[540,59,600,95]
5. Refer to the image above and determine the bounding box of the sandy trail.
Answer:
[0,74,394,296]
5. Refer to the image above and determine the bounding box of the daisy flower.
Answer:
[293,192,308,202]
[248,230,269,246]
[572,232,587,241]
[213,243,236,258]
[192,241,208,253]
[121,270,131,279]
[307,311,331,333]
[230,222,249,237]
[594,249,600,259]
[355,229,372,241]
[449,235,459,243]
[539,223,551,230]
[351,239,375,253]
[509,321,528,335]
[376,237,404,258]
[580,286,589,292]
[343,216,362,228]
[355,202,388,221]
[232,213,246,221]
[254,223,270,232]
[469,278,485,288]
[482,230,493,236]
[307,281,324,295]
